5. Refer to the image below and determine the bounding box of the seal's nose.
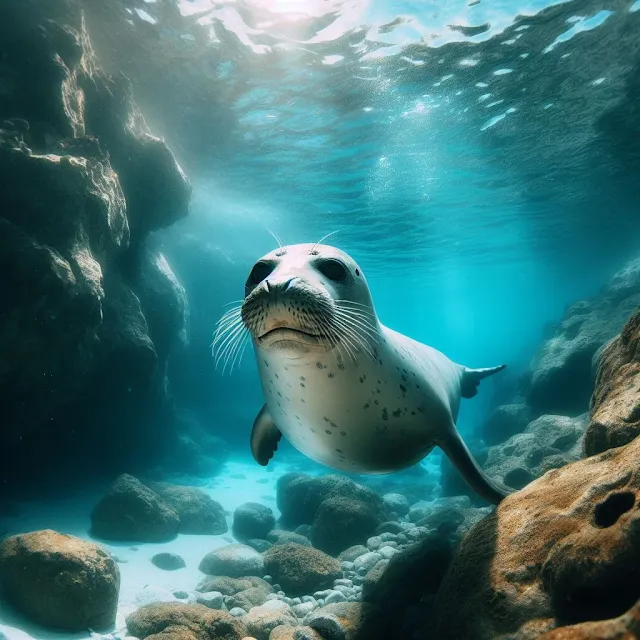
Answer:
[265,277,297,293]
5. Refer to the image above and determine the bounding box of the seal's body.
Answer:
[225,243,511,504]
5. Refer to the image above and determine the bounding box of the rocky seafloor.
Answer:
[1,1,640,639]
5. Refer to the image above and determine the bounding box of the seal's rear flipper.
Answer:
[461,364,507,398]
[251,404,282,466]
[438,427,513,505]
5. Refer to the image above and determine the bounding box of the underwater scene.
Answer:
[1,0,640,638]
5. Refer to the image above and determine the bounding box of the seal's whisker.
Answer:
[215,324,248,370]
[212,318,245,349]
[315,314,352,364]
[335,308,379,344]
[330,319,360,362]
[266,228,284,249]
[221,332,246,375]
[332,314,375,359]
[228,332,249,375]
[310,230,340,254]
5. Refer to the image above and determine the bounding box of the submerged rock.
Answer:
[480,402,532,445]
[431,435,640,639]
[585,307,640,456]
[152,552,186,571]
[90,474,180,542]
[232,502,276,542]
[263,543,342,597]
[146,482,228,535]
[527,259,640,417]
[0,530,120,631]
[244,601,297,640]
[303,602,367,639]
[199,544,265,578]
[125,602,246,640]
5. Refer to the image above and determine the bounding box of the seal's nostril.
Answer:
[265,280,271,292]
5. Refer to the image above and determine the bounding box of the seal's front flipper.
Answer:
[251,404,282,466]
[438,427,512,505]
[461,364,507,398]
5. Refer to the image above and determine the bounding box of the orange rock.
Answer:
[432,436,640,640]
[586,308,640,456]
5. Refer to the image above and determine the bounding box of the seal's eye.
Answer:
[248,261,274,285]
[316,258,348,282]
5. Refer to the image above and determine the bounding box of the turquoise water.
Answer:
[156,0,640,446]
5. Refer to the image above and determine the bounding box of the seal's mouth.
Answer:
[258,326,323,344]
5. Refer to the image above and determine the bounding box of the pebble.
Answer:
[354,552,382,573]
[366,536,383,550]
[301,596,317,604]
[325,590,347,604]
[151,552,186,571]
[263,575,273,583]
[333,585,353,596]
[334,578,353,587]
[173,590,189,599]
[313,590,333,599]
[378,546,398,560]
[229,607,247,617]
[379,533,398,542]
[258,599,291,612]
[196,591,224,609]
[406,526,431,540]
[292,601,317,617]
[265,593,280,601]
[341,561,354,572]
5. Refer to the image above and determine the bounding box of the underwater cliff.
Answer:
[1,0,640,639]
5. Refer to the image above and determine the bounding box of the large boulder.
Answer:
[199,544,265,578]
[125,601,246,640]
[263,543,342,597]
[244,601,298,640]
[585,307,640,456]
[0,530,120,631]
[527,259,640,418]
[277,473,386,529]
[431,435,640,639]
[146,482,227,535]
[232,502,276,542]
[90,474,180,542]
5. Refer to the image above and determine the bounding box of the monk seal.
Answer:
[214,242,512,504]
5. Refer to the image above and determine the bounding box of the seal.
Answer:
[215,243,512,504]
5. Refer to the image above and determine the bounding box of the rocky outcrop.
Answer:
[0,0,191,494]
[527,258,640,418]
[480,402,532,445]
[263,543,342,597]
[585,307,640,456]
[0,530,120,631]
[126,602,246,640]
[431,435,640,640]
[90,474,180,542]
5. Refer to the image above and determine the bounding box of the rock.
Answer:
[528,261,640,417]
[277,474,386,529]
[147,482,228,535]
[431,435,640,639]
[230,607,248,617]
[537,600,640,638]
[267,530,312,547]
[233,503,276,542]
[245,602,297,640]
[480,402,532,445]
[152,552,186,571]
[338,545,369,563]
[585,308,640,456]
[90,474,180,542]
[0,530,119,631]
[481,414,589,492]
[263,543,342,597]
[196,591,224,610]
[353,552,383,574]
[311,496,385,556]
[381,493,410,517]
[357,535,452,638]
[126,602,246,640]
[247,539,273,553]
[199,544,265,578]
[174,591,190,600]
[227,587,273,612]
[374,521,405,535]
[196,576,273,596]
[269,626,323,640]
[303,603,366,639]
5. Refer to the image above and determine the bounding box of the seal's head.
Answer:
[241,243,378,357]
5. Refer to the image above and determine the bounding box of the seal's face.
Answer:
[241,243,377,357]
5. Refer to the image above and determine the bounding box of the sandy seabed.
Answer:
[0,458,293,640]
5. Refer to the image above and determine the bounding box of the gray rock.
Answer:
[354,552,383,573]
[229,607,247,617]
[198,543,265,577]
[382,493,410,517]
[151,552,185,571]
[232,502,276,542]
[325,590,348,604]
[196,590,223,609]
